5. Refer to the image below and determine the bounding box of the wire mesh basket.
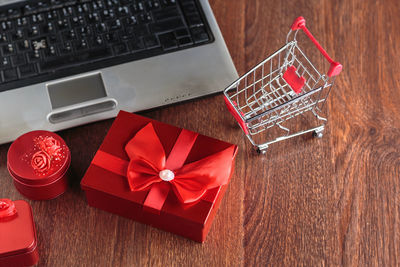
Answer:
[224,17,342,154]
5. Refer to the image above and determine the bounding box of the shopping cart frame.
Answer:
[224,17,342,154]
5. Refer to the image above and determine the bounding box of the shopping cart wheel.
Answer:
[313,130,324,138]
[256,147,267,154]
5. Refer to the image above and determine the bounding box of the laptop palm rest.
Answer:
[47,73,117,124]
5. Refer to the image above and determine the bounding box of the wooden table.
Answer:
[1,0,399,266]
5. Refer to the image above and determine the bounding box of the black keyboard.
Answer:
[0,0,213,92]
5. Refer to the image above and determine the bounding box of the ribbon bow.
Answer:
[93,123,236,213]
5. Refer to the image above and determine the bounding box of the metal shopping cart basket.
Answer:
[224,17,342,154]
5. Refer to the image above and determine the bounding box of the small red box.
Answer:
[0,199,39,267]
[7,130,71,200]
[81,111,237,242]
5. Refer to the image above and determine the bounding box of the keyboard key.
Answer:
[11,54,26,66]
[63,29,77,40]
[139,12,153,23]
[130,2,145,13]
[143,35,160,48]
[3,68,18,81]
[71,15,85,26]
[2,44,15,55]
[87,12,100,22]
[1,21,13,31]
[0,33,8,43]
[181,2,197,13]
[48,34,60,44]
[17,40,31,51]
[159,32,177,50]
[105,31,120,43]
[150,18,184,33]
[28,50,42,61]
[175,28,189,38]
[60,42,73,54]
[28,26,40,37]
[76,39,89,50]
[124,15,137,25]
[62,7,73,17]
[120,28,133,40]
[6,7,21,19]
[191,26,209,43]
[19,64,36,77]
[40,47,112,71]
[117,6,129,16]
[178,37,193,47]
[161,0,177,6]
[37,13,45,23]
[1,57,10,68]
[186,13,203,27]
[101,9,115,20]
[96,22,107,33]
[134,25,150,36]
[43,22,55,33]
[108,19,122,30]
[16,17,28,27]
[37,1,51,12]
[13,29,24,40]
[56,19,69,30]
[47,10,59,20]
[129,38,145,52]
[23,5,34,16]
[93,36,104,46]
[78,26,92,37]
[44,45,58,57]
[32,38,48,50]
[113,43,128,55]
[147,0,161,10]
[152,6,179,21]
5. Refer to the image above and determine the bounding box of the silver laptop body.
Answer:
[0,0,237,144]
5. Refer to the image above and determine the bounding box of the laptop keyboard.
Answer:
[0,0,213,92]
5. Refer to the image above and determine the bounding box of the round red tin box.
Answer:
[7,130,71,200]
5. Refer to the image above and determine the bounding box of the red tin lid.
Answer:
[0,200,37,259]
[7,130,71,186]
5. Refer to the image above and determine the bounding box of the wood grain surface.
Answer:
[1,0,399,266]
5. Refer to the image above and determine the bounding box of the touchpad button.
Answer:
[47,73,107,109]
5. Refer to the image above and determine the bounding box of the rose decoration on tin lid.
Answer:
[39,137,62,159]
[0,199,17,220]
[31,151,51,173]
[30,136,63,174]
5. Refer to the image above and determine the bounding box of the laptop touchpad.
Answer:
[48,73,107,109]
[47,73,116,124]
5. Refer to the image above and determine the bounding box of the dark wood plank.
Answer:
[1,0,399,266]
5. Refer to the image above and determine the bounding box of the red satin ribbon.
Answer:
[92,123,236,214]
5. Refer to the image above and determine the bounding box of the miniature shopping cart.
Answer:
[224,17,342,154]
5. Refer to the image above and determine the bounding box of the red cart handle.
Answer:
[291,17,342,77]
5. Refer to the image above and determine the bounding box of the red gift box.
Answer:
[0,199,39,267]
[81,111,237,242]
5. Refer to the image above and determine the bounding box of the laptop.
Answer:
[0,0,238,144]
